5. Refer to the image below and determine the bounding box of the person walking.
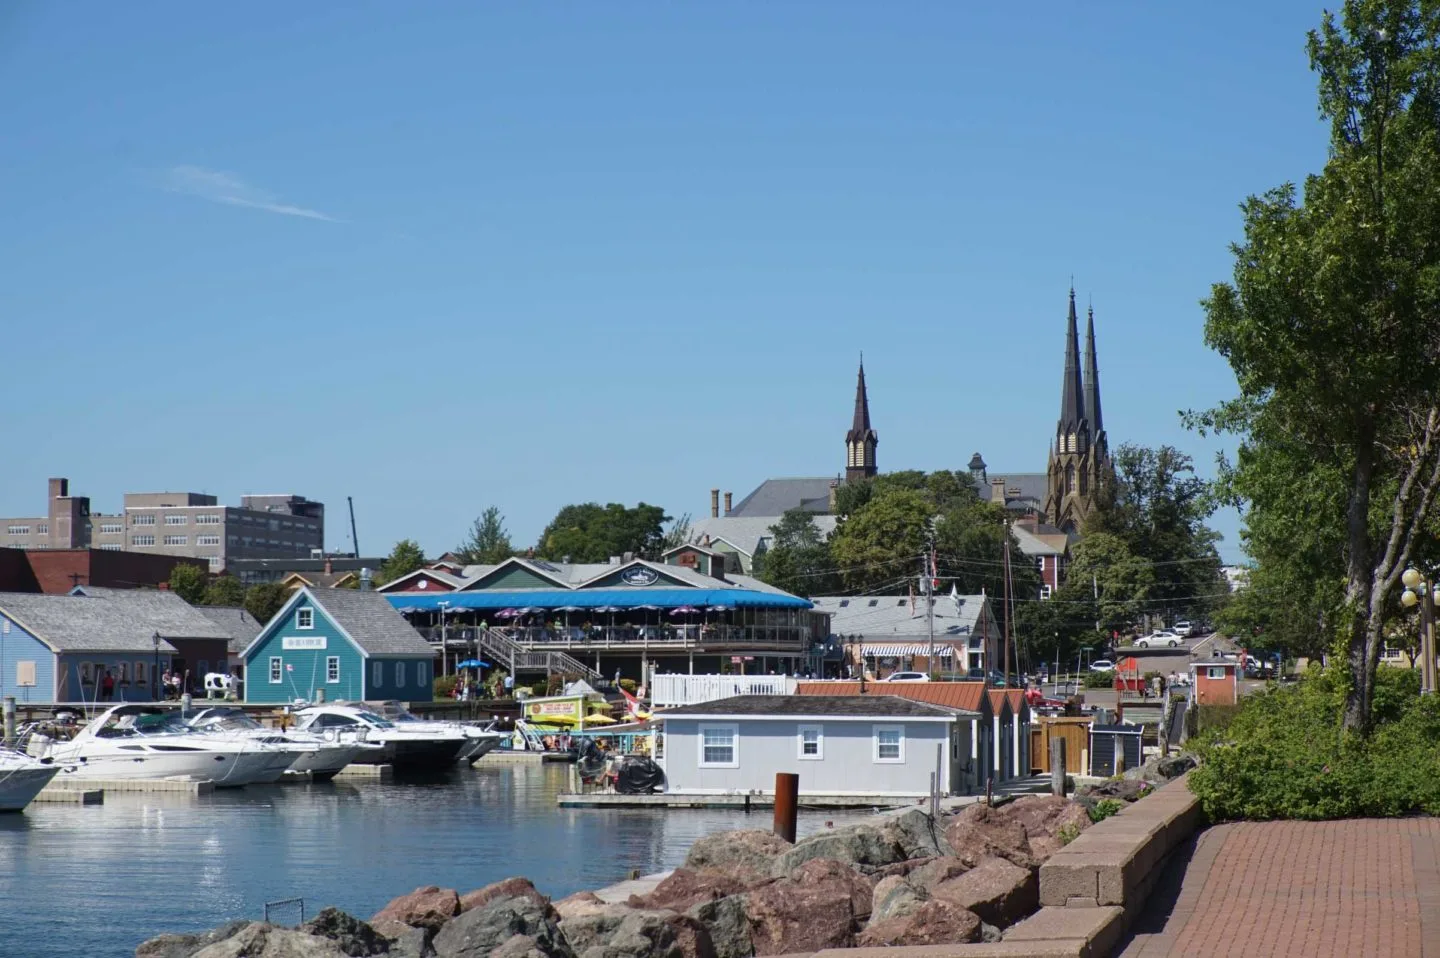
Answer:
[101,669,115,702]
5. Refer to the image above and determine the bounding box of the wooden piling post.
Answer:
[2,697,14,747]
[774,773,799,843]
[1050,738,1067,797]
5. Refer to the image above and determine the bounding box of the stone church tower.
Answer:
[1045,290,1112,532]
[845,360,878,483]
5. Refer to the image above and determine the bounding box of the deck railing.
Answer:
[650,673,798,708]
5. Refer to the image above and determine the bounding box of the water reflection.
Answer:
[0,764,871,958]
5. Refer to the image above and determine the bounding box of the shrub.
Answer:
[433,675,458,699]
[1188,666,1440,821]
[1089,799,1123,822]
[1083,670,1114,690]
[619,678,638,694]
[1057,822,1082,845]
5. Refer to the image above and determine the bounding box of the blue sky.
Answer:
[0,2,1333,563]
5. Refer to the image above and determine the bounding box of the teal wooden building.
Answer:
[241,588,436,705]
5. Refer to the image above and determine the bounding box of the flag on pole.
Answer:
[950,582,962,616]
[930,548,940,590]
[285,664,294,673]
[908,582,915,615]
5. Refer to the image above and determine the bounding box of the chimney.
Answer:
[50,477,69,499]
[990,477,1006,503]
[828,479,839,513]
[323,557,333,575]
[623,551,635,563]
[711,489,720,519]
[359,568,373,591]
[723,492,733,516]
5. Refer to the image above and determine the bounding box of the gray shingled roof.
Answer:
[690,515,839,559]
[195,606,266,656]
[985,472,1048,508]
[810,593,994,641]
[66,586,235,641]
[728,478,836,518]
[300,588,434,657]
[0,591,186,653]
[660,694,963,718]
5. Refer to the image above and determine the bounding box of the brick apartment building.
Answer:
[0,478,324,573]
[0,547,199,593]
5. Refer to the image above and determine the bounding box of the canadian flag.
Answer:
[619,686,644,720]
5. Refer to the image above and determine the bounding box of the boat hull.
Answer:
[287,744,368,779]
[49,748,271,783]
[359,737,466,770]
[0,764,61,811]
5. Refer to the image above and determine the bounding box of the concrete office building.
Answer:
[0,478,324,573]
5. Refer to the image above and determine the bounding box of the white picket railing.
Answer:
[650,673,798,708]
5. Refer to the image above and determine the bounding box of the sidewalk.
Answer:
[1118,819,1440,958]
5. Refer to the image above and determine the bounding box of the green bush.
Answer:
[433,675,458,699]
[1089,799,1123,822]
[1188,666,1440,821]
[619,678,638,694]
[1083,670,1115,690]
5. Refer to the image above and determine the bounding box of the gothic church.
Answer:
[1043,289,1112,533]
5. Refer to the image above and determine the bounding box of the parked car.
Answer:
[1135,630,1182,649]
[884,671,930,682]
[1173,620,1196,637]
[1089,659,1115,672]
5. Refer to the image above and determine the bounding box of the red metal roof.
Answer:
[795,681,990,714]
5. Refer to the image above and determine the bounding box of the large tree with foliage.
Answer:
[757,509,841,596]
[535,502,671,563]
[454,507,515,565]
[378,539,427,585]
[1195,0,1440,731]
[167,563,208,604]
[203,574,247,607]
[829,488,933,592]
[244,582,290,625]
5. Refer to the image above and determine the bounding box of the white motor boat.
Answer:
[292,704,468,771]
[188,707,381,781]
[0,748,61,812]
[26,705,292,786]
[368,701,504,764]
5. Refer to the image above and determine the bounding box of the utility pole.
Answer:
[923,551,936,676]
[1002,521,1013,688]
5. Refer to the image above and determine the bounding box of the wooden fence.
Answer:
[1029,716,1092,775]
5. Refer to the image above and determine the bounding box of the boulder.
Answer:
[190,923,351,958]
[601,910,716,958]
[907,857,972,894]
[461,877,549,914]
[557,903,634,954]
[431,895,570,958]
[491,935,563,958]
[1077,777,1153,803]
[685,897,751,958]
[136,920,254,958]
[788,858,873,919]
[929,857,1037,928]
[983,795,1094,864]
[943,816,1036,870]
[370,886,462,935]
[1124,753,1195,783]
[683,830,789,883]
[743,858,870,955]
[629,868,750,912]
[980,922,1003,943]
[554,892,610,922]
[870,876,925,922]
[298,909,389,957]
[866,856,938,882]
[372,922,430,958]
[879,809,955,860]
[768,823,904,876]
[855,900,981,947]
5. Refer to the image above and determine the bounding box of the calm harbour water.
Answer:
[0,763,872,958]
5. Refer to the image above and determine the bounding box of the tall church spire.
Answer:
[845,358,878,483]
[1083,303,1104,445]
[1057,287,1087,447]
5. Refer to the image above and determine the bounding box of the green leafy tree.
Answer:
[661,513,693,553]
[1064,533,1157,638]
[244,582,290,625]
[1194,0,1440,731]
[203,574,247,607]
[455,507,515,565]
[829,489,932,592]
[167,563,207,604]
[535,502,671,562]
[379,539,427,585]
[758,509,841,596]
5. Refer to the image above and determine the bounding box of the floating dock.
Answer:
[474,751,548,765]
[32,787,103,805]
[556,792,920,809]
[332,764,393,782]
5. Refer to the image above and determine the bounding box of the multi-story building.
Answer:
[0,479,324,572]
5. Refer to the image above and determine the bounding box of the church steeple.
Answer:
[1083,303,1105,449]
[845,358,878,483]
[1056,287,1088,453]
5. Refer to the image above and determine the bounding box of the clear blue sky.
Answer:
[0,2,1334,563]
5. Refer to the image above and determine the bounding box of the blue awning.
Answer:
[384,588,811,613]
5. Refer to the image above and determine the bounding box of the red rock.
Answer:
[552,891,607,921]
[908,857,972,893]
[460,876,549,914]
[683,829,791,883]
[857,900,982,947]
[628,867,751,912]
[743,857,873,955]
[929,857,1038,928]
[788,858,875,920]
[368,885,460,934]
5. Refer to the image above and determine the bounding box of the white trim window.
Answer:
[699,723,739,768]
[163,535,187,546]
[326,656,340,683]
[132,514,156,526]
[797,724,824,760]
[269,656,282,684]
[873,724,905,763]
[371,661,382,688]
[131,535,155,547]
[1206,667,1227,680]
[164,515,188,526]
[297,608,314,630]
[395,661,406,686]
[416,662,427,688]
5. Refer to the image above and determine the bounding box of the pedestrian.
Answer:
[101,669,115,702]
[503,673,514,697]
[614,667,622,687]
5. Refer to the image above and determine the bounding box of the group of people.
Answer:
[92,667,188,702]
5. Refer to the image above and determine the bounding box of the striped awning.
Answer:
[862,644,955,658]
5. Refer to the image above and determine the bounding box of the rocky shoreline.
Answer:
[136,757,1193,958]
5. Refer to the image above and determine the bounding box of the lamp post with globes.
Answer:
[151,631,161,701]
[1400,568,1438,695]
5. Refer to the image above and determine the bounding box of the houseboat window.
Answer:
[297,608,314,630]
[269,657,283,684]
[396,661,406,686]
[80,662,93,684]
[372,661,382,687]
[135,662,147,686]
[699,724,738,767]
[1207,667,1226,680]
[416,662,427,688]
[117,662,129,684]
[798,725,823,760]
[874,725,904,763]
[197,660,208,678]
[326,656,340,683]
[16,661,36,687]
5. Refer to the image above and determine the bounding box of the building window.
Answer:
[197,535,220,546]
[269,657,282,684]
[372,661,382,687]
[165,515,188,526]
[207,557,222,569]
[36,523,48,535]
[1040,585,1053,600]
[326,656,340,683]
[6,526,29,536]
[395,661,406,686]
[100,544,122,552]
[131,535,156,547]
[196,514,221,525]
[99,523,124,535]
[297,608,314,630]
[797,724,823,760]
[132,514,155,526]
[874,725,904,763]
[416,662,427,688]
[117,662,129,684]
[134,661,147,687]
[1207,667,1227,680]
[699,723,739,768]
[163,535,187,546]
[16,660,35,687]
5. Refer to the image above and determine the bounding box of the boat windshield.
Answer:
[126,713,195,735]
[195,712,262,731]
[351,710,396,729]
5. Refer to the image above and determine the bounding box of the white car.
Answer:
[1089,660,1115,672]
[1136,630,1182,649]
[1173,620,1196,637]
[884,671,931,682]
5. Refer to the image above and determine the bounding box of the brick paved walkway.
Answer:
[1118,819,1440,958]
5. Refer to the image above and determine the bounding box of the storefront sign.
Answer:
[619,567,659,586]
[528,699,582,718]
[282,636,328,650]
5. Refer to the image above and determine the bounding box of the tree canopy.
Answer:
[454,507,515,565]
[535,502,671,563]
[243,582,290,625]
[202,574,247,607]
[757,509,841,596]
[378,539,427,585]
[167,563,207,604]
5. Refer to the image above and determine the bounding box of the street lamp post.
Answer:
[438,601,450,678]
[152,631,161,701]
[1400,569,1438,695]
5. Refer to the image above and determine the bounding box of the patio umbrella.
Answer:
[395,607,421,615]
[582,712,617,726]
[668,606,700,616]
[593,605,622,636]
[455,659,489,669]
[495,608,522,619]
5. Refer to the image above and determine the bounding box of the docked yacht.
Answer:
[368,701,504,764]
[292,704,468,770]
[26,705,292,786]
[0,749,61,812]
[188,707,382,781]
